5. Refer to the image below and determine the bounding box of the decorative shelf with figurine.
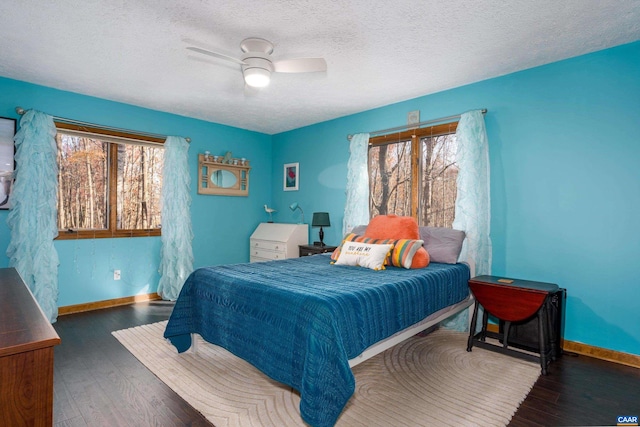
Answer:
[198,152,251,196]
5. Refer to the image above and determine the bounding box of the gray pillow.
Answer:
[419,227,465,264]
[351,225,368,235]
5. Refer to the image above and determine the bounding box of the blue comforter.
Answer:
[164,254,470,427]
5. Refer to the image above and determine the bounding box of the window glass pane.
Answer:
[418,134,458,227]
[368,140,412,217]
[56,134,108,230]
[116,144,164,230]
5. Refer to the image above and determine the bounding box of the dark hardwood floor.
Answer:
[53,302,640,427]
[510,350,640,427]
[53,301,211,427]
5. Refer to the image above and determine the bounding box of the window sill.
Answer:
[55,229,161,240]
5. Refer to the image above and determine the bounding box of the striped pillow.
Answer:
[387,238,424,269]
[332,234,424,269]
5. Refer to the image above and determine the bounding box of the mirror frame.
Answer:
[198,153,250,196]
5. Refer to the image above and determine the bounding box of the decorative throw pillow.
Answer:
[419,226,466,264]
[388,238,426,269]
[364,214,420,240]
[364,215,429,268]
[331,233,367,261]
[351,225,368,235]
[331,233,425,269]
[334,242,393,270]
[410,247,430,269]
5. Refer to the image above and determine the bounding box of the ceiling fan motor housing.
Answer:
[240,37,274,55]
[242,55,274,74]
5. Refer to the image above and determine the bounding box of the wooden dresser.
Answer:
[249,223,308,262]
[0,267,61,426]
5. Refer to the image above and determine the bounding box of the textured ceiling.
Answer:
[1,1,639,134]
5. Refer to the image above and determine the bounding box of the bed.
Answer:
[164,253,472,427]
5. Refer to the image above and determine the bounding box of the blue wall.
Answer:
[0,77,272,306]
[271,41,640,356]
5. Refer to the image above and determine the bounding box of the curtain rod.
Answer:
[346,109,487,141]
[15,107,191,143]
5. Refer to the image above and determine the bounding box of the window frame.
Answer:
[55,122,164,240]
[368,121,458,223]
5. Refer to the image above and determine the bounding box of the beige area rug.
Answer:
[113,321,540,427]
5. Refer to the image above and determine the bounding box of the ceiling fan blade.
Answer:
[186,47,246,66]
[273,58,327,73]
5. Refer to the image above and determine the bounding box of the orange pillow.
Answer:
[410,248,430,269]
[364,214,420,240]
[364,215,429,268]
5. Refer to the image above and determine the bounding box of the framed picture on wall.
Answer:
[283,162,299,191]
[0,117,16,209]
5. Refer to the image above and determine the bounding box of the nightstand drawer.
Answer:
[300,248,320,257]
[298,244,338,257]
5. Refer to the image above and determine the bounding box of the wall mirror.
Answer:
[210,169,237,188]
[198,153,250,196]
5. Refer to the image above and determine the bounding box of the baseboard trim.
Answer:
[562,341,640,369]
[58,292,161,316]
[486,324,640,369]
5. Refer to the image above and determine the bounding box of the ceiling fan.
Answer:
[187,37,327,88]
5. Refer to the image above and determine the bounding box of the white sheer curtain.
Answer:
[452,110,492,275]
[6,110,60,323]
[442,110,491,331]
[157,136,193,300]
[343,133,370,236]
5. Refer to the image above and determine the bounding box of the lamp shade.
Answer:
[312,212,331,227]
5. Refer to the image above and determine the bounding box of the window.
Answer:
[55,123,164,239]
[368,122,458,227]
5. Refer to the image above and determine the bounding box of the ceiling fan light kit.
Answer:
[188,37,327,89]
[244,67,271,88]
[242,55,274,88]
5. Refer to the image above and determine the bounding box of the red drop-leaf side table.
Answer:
[466,275,564,375]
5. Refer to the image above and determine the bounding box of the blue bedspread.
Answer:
[164,254,470,427]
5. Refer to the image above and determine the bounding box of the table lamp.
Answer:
[312,212,331,246]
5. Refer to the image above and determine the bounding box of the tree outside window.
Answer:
[368,122,458,228]
[55,124,164,239]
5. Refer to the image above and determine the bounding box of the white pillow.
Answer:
[334,242,393,271]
